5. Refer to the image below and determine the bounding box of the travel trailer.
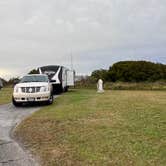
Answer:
[37,65,75,94]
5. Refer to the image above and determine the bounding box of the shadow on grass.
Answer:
[67,89,78,93]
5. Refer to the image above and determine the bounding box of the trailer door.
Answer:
[67,70,75,86]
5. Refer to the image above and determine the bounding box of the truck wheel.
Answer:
[12,97,22,107]
[47,94,54,105]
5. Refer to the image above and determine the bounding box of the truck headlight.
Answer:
[14,86,22,93]
[40,86,49,92]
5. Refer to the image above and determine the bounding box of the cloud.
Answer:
[0,0,166,79]
[0,68,19,80]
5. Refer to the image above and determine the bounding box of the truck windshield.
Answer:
[20,75,49,83]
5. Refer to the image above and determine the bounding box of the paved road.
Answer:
[0,104,40,166]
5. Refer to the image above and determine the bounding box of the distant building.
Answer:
[0,78,3,89]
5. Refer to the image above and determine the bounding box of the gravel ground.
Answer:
[0,103,40,166]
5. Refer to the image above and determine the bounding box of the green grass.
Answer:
[14,89,166,166]
[0,88,12,105]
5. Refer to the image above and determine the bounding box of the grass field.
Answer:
[0,88,12,105]
[14,89,166,166]
[76,81,166,90]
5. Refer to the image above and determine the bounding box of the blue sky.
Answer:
[0,0,166,79]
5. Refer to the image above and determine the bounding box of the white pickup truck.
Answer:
[12,74,53,106]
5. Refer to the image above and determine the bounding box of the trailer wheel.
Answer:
[64,86,68,92]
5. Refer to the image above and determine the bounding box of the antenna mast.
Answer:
[70,50,73,71]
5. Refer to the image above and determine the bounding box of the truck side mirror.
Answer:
[50,80,56,83]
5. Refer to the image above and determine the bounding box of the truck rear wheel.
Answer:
[52,84,63,94]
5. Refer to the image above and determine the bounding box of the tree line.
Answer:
[0,77,20,87]
[1,61,166,87]
[91,61,166,82]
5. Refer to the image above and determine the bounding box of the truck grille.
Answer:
[21,87,41,93]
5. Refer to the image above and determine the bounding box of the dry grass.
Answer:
[14,89,166,166]
[76,81,166,90]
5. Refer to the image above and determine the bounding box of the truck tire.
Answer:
[12,97,22,107]
[46,94,54,105]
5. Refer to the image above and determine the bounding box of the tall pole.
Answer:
[70,50,73,71]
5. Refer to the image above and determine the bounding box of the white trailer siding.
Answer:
[67,70,75,86]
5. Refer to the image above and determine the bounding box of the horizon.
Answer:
[0,59,166,81]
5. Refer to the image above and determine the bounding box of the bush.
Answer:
[91,61,166,82]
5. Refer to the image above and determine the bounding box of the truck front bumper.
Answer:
[13,92,50,102]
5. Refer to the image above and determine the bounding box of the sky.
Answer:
[0,0,166,79]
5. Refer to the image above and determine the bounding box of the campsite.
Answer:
[0,61,166,165]
[0,0,166,165]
